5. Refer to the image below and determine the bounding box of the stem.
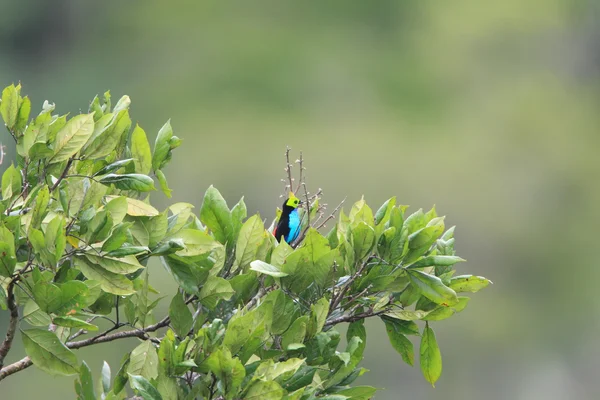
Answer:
[50,157,75,191]
[329,258,368,313]
[0,280,19,370]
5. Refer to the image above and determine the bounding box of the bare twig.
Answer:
[315,197,345,230]
[284,147,294,194]
[294,152,305,195]
[0,280,20,370]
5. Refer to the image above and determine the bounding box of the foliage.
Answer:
[0,84,490,399]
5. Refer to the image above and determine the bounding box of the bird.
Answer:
[273,192,302,244]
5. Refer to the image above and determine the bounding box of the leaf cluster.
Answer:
[0,84,490,399]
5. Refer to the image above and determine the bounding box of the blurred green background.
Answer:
[1,1,599,399]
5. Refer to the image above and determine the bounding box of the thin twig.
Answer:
[315,197,346,230]
[0,280,20,370]
[294,152,305,195]
[329,258,368,313]
[284,147,294,194]
[50,157,75,191]
[67,316,100,341]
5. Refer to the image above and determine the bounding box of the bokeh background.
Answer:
[1,1,599,399]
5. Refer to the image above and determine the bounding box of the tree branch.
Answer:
[0,280,19,370]
[329,258,368,313]
[0,316,171,382]
[324,308,389,328]
[49,156,75,191]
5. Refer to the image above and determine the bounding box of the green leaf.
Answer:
[99,174,155,192]
[105,195,159,217]
[1,84,19,129]
[2,164,22,200]
[102,361,111,394]
[380,316,420,335]
[324,336,364,389]
[83,109,131,159]
[75,257,134,295]
[50,113,95,164]
[282,316,308,350]
[169,292,193,338]
[270,240,293,268]
[448,275,492,293]
[199,186,233,245]
[169,229,222,257]
[101,222,133,253]
[155,170,172,198]
[103,195,129,224]
[234,215,266,271]
[113,353,130,395]
[23,300,52,326]
[420,324,442,387]
[127,341,159,380]
[245,381,285,400]
[198,276,234,310]
[106,246,150,258]
[307,297,329,338]
[94,159,134,177]
[383,318,414,366]
[131,124,152,175]
[129,374,163,400]
[384,309,430,321]
[83,254,144,275]
[260,290,297,335]
[223,304,271,359]
[407,255,465,269]
[349,197,374,228]
[201,349,245,397]
[249,260,288,277]
[152,120,175,171]
[75,361,96,400]
[14,94,30,133]
[352,222,375,263]
[87,210,113,244]
[55,280,89,314]
[0,225,17,277]
[375,197,396,226]
[255,358,305,381]
[53,316,98,331]
[281,228,335,293]
[21,329,79,376]
[45,215,66,266]
[19,110,51,158]
[231,197,247,242]
[32,282,62,314]
[407,269,458,307]
[30,185,50,229]
[335,386,378,400]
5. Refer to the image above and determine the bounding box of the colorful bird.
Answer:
[273,192,302,244]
